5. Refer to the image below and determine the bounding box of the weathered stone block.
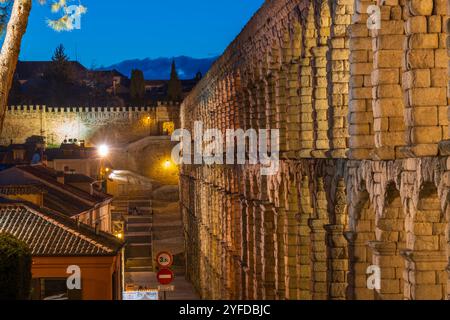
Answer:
[406,49,435,68]
[372,69,399,85]
[409,34,439,49]
[373,99,404,117]
[409,0,433,16]
[406,16,427,34]
[427,15,442,33]
[412,285,444,300]
[408,88,446,106]
[374,50,403,68]
[406,107,438,126]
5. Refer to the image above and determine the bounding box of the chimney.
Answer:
[56,172,65,184]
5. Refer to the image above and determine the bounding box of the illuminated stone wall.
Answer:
[110,136,179,185]
[1,102,180,146]
[180,0,450,300]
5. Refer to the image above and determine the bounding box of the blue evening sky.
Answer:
[19,0,264,68]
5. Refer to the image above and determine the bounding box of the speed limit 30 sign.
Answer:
[156,251,173,268]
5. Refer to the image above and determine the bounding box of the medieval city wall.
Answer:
[1,102,180,145]
[180,0,450,299]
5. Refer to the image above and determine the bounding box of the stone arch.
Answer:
[403,183,448,300]
[370,182,405,300]
[345,188,376,300]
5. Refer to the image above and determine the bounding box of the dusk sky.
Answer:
[19,0,265,68]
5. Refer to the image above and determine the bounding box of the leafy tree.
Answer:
[130,69,145,106]
[0,233,32,300]
[0,0,87,134]
[166,60,182,102]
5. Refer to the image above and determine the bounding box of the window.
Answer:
[12,149,25,161]
[31,278,82,300]
[162,121,175,135]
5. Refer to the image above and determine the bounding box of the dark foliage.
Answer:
[0,233,32,300]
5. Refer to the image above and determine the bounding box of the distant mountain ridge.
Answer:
[97,56,218,80]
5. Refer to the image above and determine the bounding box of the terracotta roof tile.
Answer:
[0,200,123,256]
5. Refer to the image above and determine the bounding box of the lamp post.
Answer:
[97,144,110,191]
[147,116,151,136]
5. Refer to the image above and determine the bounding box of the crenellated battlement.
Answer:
[7,101,181,113]
[2,101,181,145]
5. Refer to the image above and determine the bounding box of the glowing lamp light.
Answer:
[116,232,123,240]
[163,160,172,169]
[98,144,109,158]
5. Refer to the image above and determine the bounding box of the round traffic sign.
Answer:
[157,268,174,285]
[156,251,173,268]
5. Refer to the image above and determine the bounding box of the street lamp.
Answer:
[163,160,172,169]
[115,232,124,240]
[147,116,151,136]
[98,144,109,158]
[97,144,110,188]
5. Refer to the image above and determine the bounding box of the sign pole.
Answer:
[156,251,174,300]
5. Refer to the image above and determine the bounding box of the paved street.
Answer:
[126,271,199,300]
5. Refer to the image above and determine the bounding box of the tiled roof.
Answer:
[17,165,112,204]
[0,166,112,217]
[44,144,97,160]
[0,201,123,256]
[15,61,88,80]
[0,184,45,195]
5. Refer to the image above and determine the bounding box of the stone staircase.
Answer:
[111,198,154,272]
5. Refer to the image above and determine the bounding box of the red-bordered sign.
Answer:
[156,251,173,268]
[157,268,174,285]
